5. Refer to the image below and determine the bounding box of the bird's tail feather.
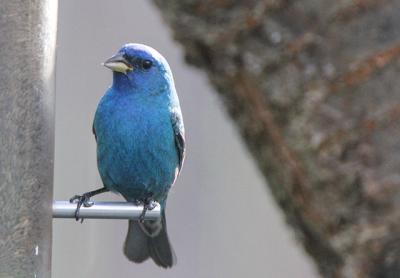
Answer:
[124,211,176,268]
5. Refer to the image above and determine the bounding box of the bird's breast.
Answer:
[94,94,179,200]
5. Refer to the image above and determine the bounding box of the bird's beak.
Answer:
[102,53,133,74]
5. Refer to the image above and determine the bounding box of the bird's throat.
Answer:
[112,72,135,91]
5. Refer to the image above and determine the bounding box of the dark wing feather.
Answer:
[92,122,97,142]
[171,109,185,171]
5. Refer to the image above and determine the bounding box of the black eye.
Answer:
[142,60,153,70]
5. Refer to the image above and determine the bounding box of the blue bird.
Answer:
[70,43,185,268]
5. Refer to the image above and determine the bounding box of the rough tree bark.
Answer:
[153,1,400,277]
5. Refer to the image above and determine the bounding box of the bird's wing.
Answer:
[92,122,97,142]
[171,108,185,171]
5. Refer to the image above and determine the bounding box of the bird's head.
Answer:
[103,43,174,93]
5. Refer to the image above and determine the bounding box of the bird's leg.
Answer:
[139,194,157,223]
[69,187,109,222]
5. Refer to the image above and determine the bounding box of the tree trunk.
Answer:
[0,1,57,277]
[153,1,400,277]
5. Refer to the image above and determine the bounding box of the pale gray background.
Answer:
[52,1,317,277]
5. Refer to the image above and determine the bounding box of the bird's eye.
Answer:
[142,60,153,70]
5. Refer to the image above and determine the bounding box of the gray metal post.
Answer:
[0,1,58,277]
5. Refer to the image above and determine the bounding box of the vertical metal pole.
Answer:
[0,1,58,277]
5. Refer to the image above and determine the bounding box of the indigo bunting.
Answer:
[70,43,185,268]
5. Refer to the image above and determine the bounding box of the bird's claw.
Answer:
[69,194,95,222]
[139,200,157,223]
[146,201,157,211]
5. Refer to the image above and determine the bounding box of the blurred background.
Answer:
[52,1,317,277]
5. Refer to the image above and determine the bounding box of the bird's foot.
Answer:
[132,199,142,206]
[69,193,95,222]
[139,199,157,223]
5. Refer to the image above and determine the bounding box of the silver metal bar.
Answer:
[53,201,161,220]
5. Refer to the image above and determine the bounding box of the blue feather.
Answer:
[94,43,184,268]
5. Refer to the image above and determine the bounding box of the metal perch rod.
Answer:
[53,201,161,220]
